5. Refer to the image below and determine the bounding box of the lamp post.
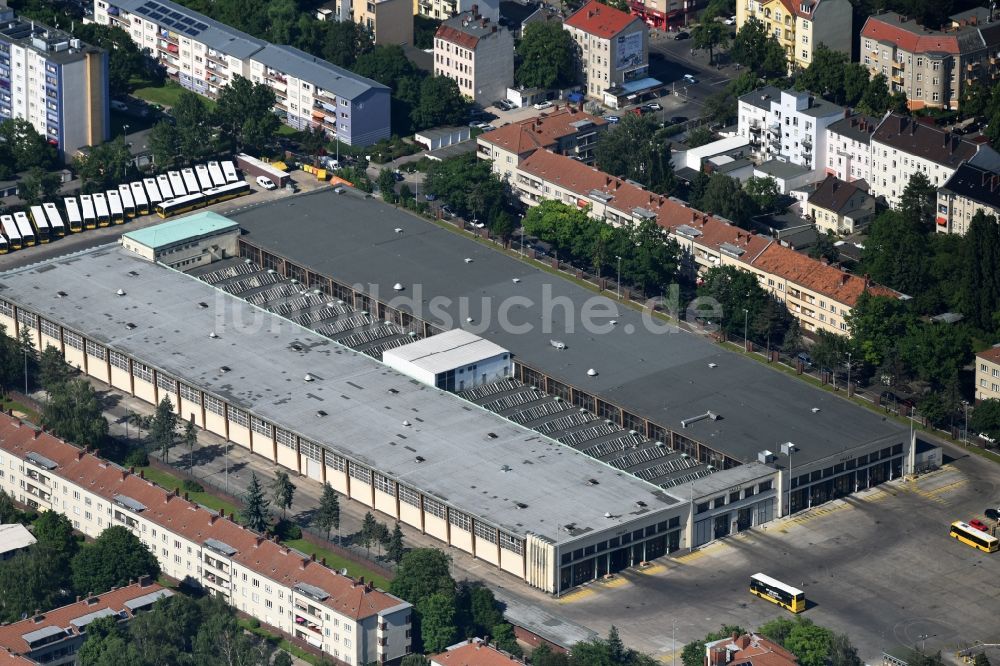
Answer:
[846,351,852,396]
[781,442,796,516]
[963,400,970,445]
[616,255,622,300]
[743,308,749,351]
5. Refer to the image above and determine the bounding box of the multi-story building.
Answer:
[824,113,877,183]
[563,1,649,101]
[0,579,171,666]
[860,9,1000,112]
[806,175,876,235]
[626,0,697,30]
[476,105,608,181]
[737,86,846,177]
[735,0,852,71]
[417,0,498,21]
[431,638,525,666]
[94,0,390,146]
[976,345,1000,402]
[0,5,109,158]
[433,10,514,106]
[935,162,1000,234]
[704,632,799,666]
[0,416,413,665]
[869,113,1000,207]
[315,0,414,46]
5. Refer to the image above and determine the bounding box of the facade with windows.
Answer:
[433,11,514,106]
[824,113,876,184]
[0,6,109,159]
[416,0,499,21]
[563,1,649,100]
[0,417,412,665]
[735,0,852,70]
[935,162,1000,235]
[316,0,413,46]
[976,346,1000,402]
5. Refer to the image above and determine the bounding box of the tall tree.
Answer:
[148,396,178,462]
[390,548,455,603]
[829,633,863,666]
[214,75,279,153]
[845,292,910,369]
[71,526,160,596]
[0,118,58,171]
[77,615,145,666]
[41,379,110,453]
[386,523,405,565]
[149,120,182,169]
[242,472,270,533]
[74,137,132,192]
[970,399,1000,442]
[411,76,468,132]
[784,620,834,666]
[182,417,198,473]
[270,470,296,520]
[17,166,62,205]
[795,44,849,103]
[899,171,936,229]
[316,483,341,542]
[0,551,69,622]
[861,210,929,296]
[360,511,378,557]
[595,114,676,194]
[692,20,729,66]
[172,91,213,161]
[697,173,757,228]
[516,21,577,89]
[418,592,458,653]
[959,211,1000,329]
[730,17,787,79]
[744,176,781,214]
[38,344,70,394]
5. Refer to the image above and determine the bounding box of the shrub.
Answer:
[124,449,149,467]
[182,479,204,493]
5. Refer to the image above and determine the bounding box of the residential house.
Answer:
[704,632,799,666]
[563,1,649,102]
[806,175,876,234]
[935,161,1000,234]
[976,345,1000,402]
[434,10,515,106]
[314,0,414,46]
[417,0,499,21]
[430,638,525,666]
[735,0,852,70]
[824,113,877,184]
[625,0,697,31]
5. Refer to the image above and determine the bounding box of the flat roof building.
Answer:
[120,211,239,269]
[382,328,512,390]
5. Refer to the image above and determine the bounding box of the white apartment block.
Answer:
[737,86,846,176]
[824,114,876,184]
[0,418,413,666]
[416,0,499,21]
[433,11,513,106]
[563,1,649,101]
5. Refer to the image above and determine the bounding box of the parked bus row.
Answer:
[0,160,243,254]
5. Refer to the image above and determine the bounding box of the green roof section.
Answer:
[122,212,238,250]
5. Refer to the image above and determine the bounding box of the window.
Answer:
[40,318,60,339]
[759,480,773,492]
[473,520,497,542]
[250,416,271,437]
[449,509,472,531]
[110,350,130,371]
[134,362,153,383]
[229,407,249,427]
[275,428,296,450]
[424,498,446,519]
[179,383,201,404]
[500,532,523,554]
[157,372,176,392]
[204,394,224,416]
[64,331,83,350]
[349,461,371,483]
[373,473,394,496]
[932,61,940,71]
[85,340,107,360]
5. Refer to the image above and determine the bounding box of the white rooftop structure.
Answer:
[383,329,512,390]
[0,523,36,558]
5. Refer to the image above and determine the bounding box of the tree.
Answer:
[148,396,178,462]
[77,615,144,666]
[273,652,295,666]
[17,326,36,388]
[533,644,572,666]
[316,483,341,542]
[492,623,522,657]
[270,470,296,520]
[516,21,577,89]
[71,526,160,596]
[697,173,757,228]
[214,75,280,153]
[319,20,374,69]
[899,172,936,229]
[698,265,793,347]
[744,176,781,214]
[809,231,840,264]
[73,24,147,97]
[390,548,455,603]
[33,510,79,561]
[18,166,62,205]
[784,620,833,666]
[861,210,929,296]
[299,125,328,164]
[829,633,863,666]
[360,511,378,556]
[41,379,111,453]
[424,153,506,222]
[608,625,626,662]
[692,20,729,66]
[374,521,391,557]
[38,344,70,394]
[181,417,197,473]
[0,551,67,622]
[419,592,458,653]
[0,118,58,172]
[378,168,398,203]
[686,126,716,148]
[401,655,431,666]
[795,45,849,104]
[971,399,1000,442]
[974,654,992,666]
[172,91,213,161]
[0,490,21,524]
[149,120,182,169]
[758,617,797,645]
[74,136,132,192]
[468,585,503,636]
[730,18,786,79]
[412,76,468,132]
[595,113,676,193]
[386,523,405,564]
[897,321,970,389]
[242,472,270,533]
[682,640,706,666]
[846,292,909,369]
[959,211,1000,329]
[810,330,848,372]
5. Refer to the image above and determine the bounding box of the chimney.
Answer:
[692,211,698,222]
[122,470,128,481]
[841,273,849,285]
[359,577,365,586]
[128,466,134,474]
[183,491,189,501]
[32,429,40,439]
[229,511,234,521]
[255,536,264,547]
[139,469,145,478]
[471,3,478,15]
[77,450,84,461]
[138,575,151,587]
[209,513,218,525]
[992,174,998,190]
[311,553,316,561]
[321,557,326,566]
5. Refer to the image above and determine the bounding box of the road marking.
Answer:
[558,587,595,603]
[657,649,682,664]
[638,563,668,576]
[602,576,630,589]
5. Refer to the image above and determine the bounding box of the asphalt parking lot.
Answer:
[490,440,1000,664]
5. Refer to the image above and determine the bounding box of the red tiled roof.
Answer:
[708,634,798,666]
[431,640,524,666]
[435,24,479,49]
[0,652,34,665]
[0,581,168,656]
[564,0,637,38]
[479,107,606,156]
[977,346,1000,363]
[0,416,406,621]
[861,14,960,54]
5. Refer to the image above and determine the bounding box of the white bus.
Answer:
[106,190,125,225]
[168,171,186,197]
[156,174,173,199]
[79,194,97,229]
[0,233,7,254]
[195,164,213,191]
[143,178,163,208]
[129,182,150,216]
[207,161,226,187]
[42,202,66,237]
[181,167,200,193]
[118,184,136,218]
[29,205,51,243]
[221,160,239,184]
[63,197,83,233]
[1,215,21,249]
[92,192,111,227]
[14,211,36,246]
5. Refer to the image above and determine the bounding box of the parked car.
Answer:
[393,171,405,182]
[670,115,689,125]
[683,74,699,84]
[533,100,553,110]
[441,205,455,219]
[605,115,620,124]
[110,99,128,112]
[723,15,736,24]
[674,31,690,39]
[255,175,276,190]
[645,102,663,111]
[424,193,437,201]
[797,352,813,368]
[969,519,989,532]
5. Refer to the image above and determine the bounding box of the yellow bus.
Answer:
[950,521,998,553]
[750,573,806,613]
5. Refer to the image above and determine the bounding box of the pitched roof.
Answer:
[861,13,961,54]
[872,114,980,167]
[826,113,878,145]
[0,523,35,555]
[0,580,171,656]
[430,640,524,666]
[0,417,408,621]
[706,633,798,666]
[807,175,871,214]
[436,10,507,49]
[977,346,1000,363]
[564,0,637,38]
[478,107,606,156]
[939,162,1000,210]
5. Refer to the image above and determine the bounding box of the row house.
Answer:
[806,174,876,234]
[94,0,390,146]
[735,0,852,70]
[0,416,412,665]
[824,113,877,184]
[433,10,514,106]
[936,161,1000,234]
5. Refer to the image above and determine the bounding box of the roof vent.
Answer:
[128,270,140,277]
[464,258,473,263]
[267,269,276,274]
[290,279,299,284]
[394,227,403,233]
[56,290,67,298]
[393,283,404,291]
[304,373,314,382]
[317,410,327,417]
[501,464,512,472]
[198,302,209,308]
[811,407,820,413]
[758,449,775,464]
[708,362,718,368]
[116,288,126,296]
[515,502,528,509]
[512,278,520,283]
[125,322,137,330]
[219,366,230,373]
[402,420,411,427]
[604,511,612,518]
[635,500,647,508]
[629,429,637,435]
[655,440,665,447]
[415,455,425,463]
[243,258,253,265]
[466,317,474,323]
[209,332,218,339]
[587,368,598,376]
[486,432,497,439]
[587,478,599,485]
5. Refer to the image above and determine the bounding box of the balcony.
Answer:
[203,572,230,592]
[891,73,903,84]
[205,51,227,67]
[25,484,50,502]
[892,60,904,71]
[25,469,49,485]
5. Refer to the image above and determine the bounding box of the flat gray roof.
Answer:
[756,159,812,179]
[687,462,773,499]
[252,44,388,99]
[0,246,681,545]
[231,188,907,469]
[111,0,264,59]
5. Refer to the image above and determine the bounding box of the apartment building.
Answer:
[315,0,414,46]
[869,113,1000,207]
[0,5,108,158]
[0,579,171,666]
[824,113,877,183]
[431,638,525,666]
[735,0,852,70]
[564,1,649,100]
[512,149,901,335]
[0,417,413,665]
[860,9,1000,112]
[806,175,876,234]
[94,0,390,146]
[433,10,514,106]
[737,86,846,177]
[417,0,498,21]
[476,105,608,181]
[935,162,1000,234]
[976,345,1000,402]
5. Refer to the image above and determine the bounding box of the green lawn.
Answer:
[284,538,391,590]
[132,80,216,112]
[137,465,241,519]
[2,399,40,424]
[238,619,323,664]
[276,124,298,137]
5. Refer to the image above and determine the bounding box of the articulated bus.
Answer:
[118,184,136,218]
[156,174,173,199]
[181,167,199,194]
[143,178,163,209]
[203,181,249,205]
[950,521,999,553]
[92,192,111,227]
[106,190,125,225]
[156,192,206,219]
[129,182,149,216]
[750,573,805,613]
[42,202,66,237]
[0,233,8,254]
[79,194,97,229]
[221,160,239,183]
[195,164,213,191]
[63,198,83,233]
[13,212,36,246]
[1,216,20,250]
[207,161,226,187]
[168,170,186,197]
[28,205,51,243]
